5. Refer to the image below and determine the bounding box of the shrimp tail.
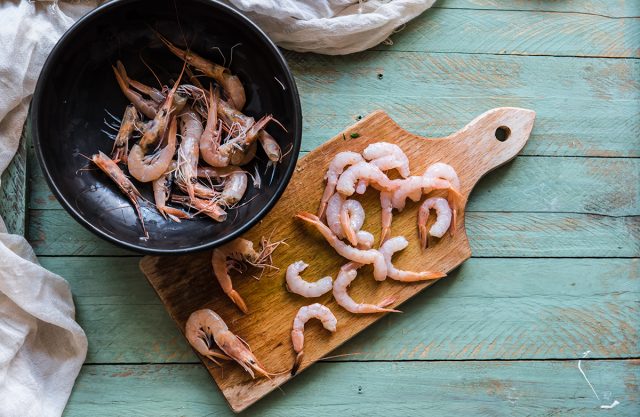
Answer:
[291,351,303,376]
[227,289,249,314]
[340,209,359,246]
[419,224,429,250]
[447,188,465,236]
[376,296,401,313]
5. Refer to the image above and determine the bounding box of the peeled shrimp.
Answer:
[362,142,410,178]
[111,104,138,164]
[157,32,246,109]
[128,116,177,182]
[418,197,452,249]
[285,261,333,298]
[333,263,400,314]
[317,151,363,219]
[340,199,366,247]
[379,237,446,282]
[176,108,203,200]
[152,161,190,222]
[91,151,147,237]
[185,309,271,378]
[424,162,463,234]
[391,176,457,211]
[336,161,397,197]
[291,303,336,375]
[297,212,388,281]
[357,142,410,192]
[259,130,281,163]
[212,238,277,313]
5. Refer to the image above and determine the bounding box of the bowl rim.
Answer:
[31,0,302,255]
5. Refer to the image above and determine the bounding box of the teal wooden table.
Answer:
[2,1,638,415]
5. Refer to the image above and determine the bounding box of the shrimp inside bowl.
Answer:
[31,0,301,254]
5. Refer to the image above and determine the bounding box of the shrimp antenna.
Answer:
[228,42,242,69]
[139,53,163,89]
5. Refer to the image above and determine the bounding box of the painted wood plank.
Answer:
[372,7,640,57]
[285,52,639,102]
[65,361,640,416]
[28,209,639,257]
[0,124,28,235]
[29,155,640,216]
[41,257,638,363]
[439,0,639,17]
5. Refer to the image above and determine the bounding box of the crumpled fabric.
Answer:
[224,0,436,54]
[0,2,96,416]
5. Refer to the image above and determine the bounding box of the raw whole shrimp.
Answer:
[259,130,281,163]
[336,161,397,197]
[220,171,248,206]
[197,165,244,178]
[285,261,333,298]
[185,309,271,378]
[296,212,387,281]
[317,151,363,219]
[199,87,230,168]
[231,140,258,166]
[91,151,147,237]
[116,60,165,103]
[418,197,452,249]
[171,195,227,222]
[152,161,190,222]
[156,32,246,109]
[357,142,410,192]
[212,238,281,313]
[379,237,446,282]
[112,62,159,119]
[176,107,203,200]
[111,104,138,164]
[333,263,400,314]
[290,303,336,375]
[137,64,185,151]
[127,116,177,182]
[424,162,463,234]
[220,114,274,160]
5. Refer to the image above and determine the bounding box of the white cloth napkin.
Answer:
[0,2,96,417]
[0,1,435,415]
[225,0,436,54]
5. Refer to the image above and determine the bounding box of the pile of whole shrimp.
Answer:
[184,142,465,379]
[90,31,284,237]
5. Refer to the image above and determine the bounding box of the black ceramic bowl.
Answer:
[31,0,301,254]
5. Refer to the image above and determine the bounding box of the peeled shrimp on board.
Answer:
[332,262,400,314]
[290,303,337,375]
[418,197,453,248]
[285,261,333,298]
[379,237,446,282]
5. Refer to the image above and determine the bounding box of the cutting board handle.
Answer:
[424,107,536,197]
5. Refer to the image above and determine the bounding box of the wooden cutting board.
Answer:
[140,108,535,412]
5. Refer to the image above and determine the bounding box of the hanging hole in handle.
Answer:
[495,126,511,142]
